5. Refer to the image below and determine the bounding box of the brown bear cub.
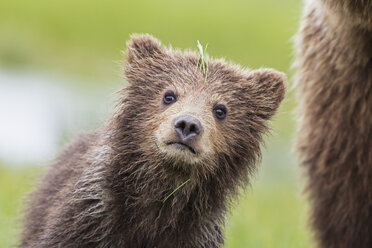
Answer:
[20,34,285,248]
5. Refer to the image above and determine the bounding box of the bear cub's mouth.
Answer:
[166,142,196,154]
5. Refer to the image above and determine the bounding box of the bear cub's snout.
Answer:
[174,115,203,141]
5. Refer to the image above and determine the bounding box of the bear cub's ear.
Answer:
[125,34,165,64]
[246,68,286,120]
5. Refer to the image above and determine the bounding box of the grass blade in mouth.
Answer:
[162,178,191,203]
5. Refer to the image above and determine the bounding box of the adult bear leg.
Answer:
[294,1,372,247]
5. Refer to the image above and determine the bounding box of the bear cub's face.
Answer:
[155,81,227,164]
[123,34,285,177]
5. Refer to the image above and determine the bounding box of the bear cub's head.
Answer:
[119,34,285,180]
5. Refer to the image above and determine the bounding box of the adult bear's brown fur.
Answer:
[295,0,372,247]
[20,34,285,248]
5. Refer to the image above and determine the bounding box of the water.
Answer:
[0,68,119,166]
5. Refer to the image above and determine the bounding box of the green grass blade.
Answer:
[196,40,209,82]
[162,178,191,203]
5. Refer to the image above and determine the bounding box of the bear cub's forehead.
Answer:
[173,52,250,85]
[125,34,251,87]
[124,33,286,113]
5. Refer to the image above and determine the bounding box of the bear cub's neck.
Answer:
[91,133,228,245]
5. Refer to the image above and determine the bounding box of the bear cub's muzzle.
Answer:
[165,115,203,154]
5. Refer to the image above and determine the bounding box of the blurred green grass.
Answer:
[0,165,42,248]
[0,0,313,247]
[0,0,299,78]
[225,142,314,248]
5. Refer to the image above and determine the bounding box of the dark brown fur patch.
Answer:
[20,34,285,248]
[294,0,372,247]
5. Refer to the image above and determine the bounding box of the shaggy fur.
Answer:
[20,34,285,248]
[294,0,372,247]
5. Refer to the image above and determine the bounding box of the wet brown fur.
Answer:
[295,0,372,247]
[20,34,285,247]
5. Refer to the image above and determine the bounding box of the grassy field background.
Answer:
[0,0,315,247]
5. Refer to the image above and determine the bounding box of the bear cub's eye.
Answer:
[163,90,177,105]
[213,104,227,120]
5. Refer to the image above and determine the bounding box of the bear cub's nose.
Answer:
[174,115,202,141]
